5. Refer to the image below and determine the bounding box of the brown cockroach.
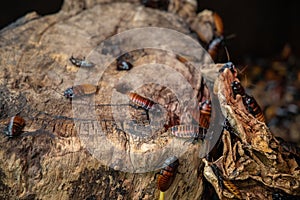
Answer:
[4,116,26,137]
[128,92,155,110]
[69,55,95,68]
[231,81,246,99]
[231,81,265,122]
[63,84,98,99]
[208,36,224,61]
[157,156,179,192]
[169,124,205,140]
[244,95,265,122]
[199,100,212,129]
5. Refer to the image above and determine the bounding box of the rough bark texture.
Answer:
[0,1,299,200]
[203,66,300,199]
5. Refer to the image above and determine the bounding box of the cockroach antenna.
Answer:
[223,33,236,62]
[224,45,231,62]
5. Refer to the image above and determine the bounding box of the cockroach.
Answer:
[213,12,224,37]
[157,156,179,192]
[4,116,26,137]
[69,55,95,68]
[116,53,133,71]
[208,36,224,61]
[128,92,155,110]
[244,95,265,122]
[211,164,242,200]
[64,84,98,99]
[231,81,246,99]
[199,100,212,129]
[219,62,237,77]
[208,35,232,63]
[231,81,265,122]
[169,125,205,140]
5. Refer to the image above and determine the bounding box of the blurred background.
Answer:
[1,0,299,60]
[198,0,300,61]
[0,0,63,30]
[1,0,299,143]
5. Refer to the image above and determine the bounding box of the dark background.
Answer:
[198,0,300,63]
[0,0,63,29]
[1,0,300,63]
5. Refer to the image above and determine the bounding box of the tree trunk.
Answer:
[0,1,206,199]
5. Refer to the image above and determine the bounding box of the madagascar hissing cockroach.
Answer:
[208,35,232,62]
[63,84,98,99]
[157,156,179,192]
[211,164,242,200]
[199,100,212,129]
[4,116,26,137]
[230,81,265,122]
[231,81,246,99]
[169,125,205,140]
[244,95,265,123]
[128,92,155,110]
[69,55,95,68]
[208,36,224,61]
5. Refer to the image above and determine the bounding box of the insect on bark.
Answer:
[156,156,179,192]
[4,116,26,137]
[64,84,98,99]
[231,81,246,99]
[208,36,224,62]
[198,100,212,129]
[169,125,205,140]
[244,95,265,122]
[231,81,265,122]
[69,55,95,68]
[128,92,155,110]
